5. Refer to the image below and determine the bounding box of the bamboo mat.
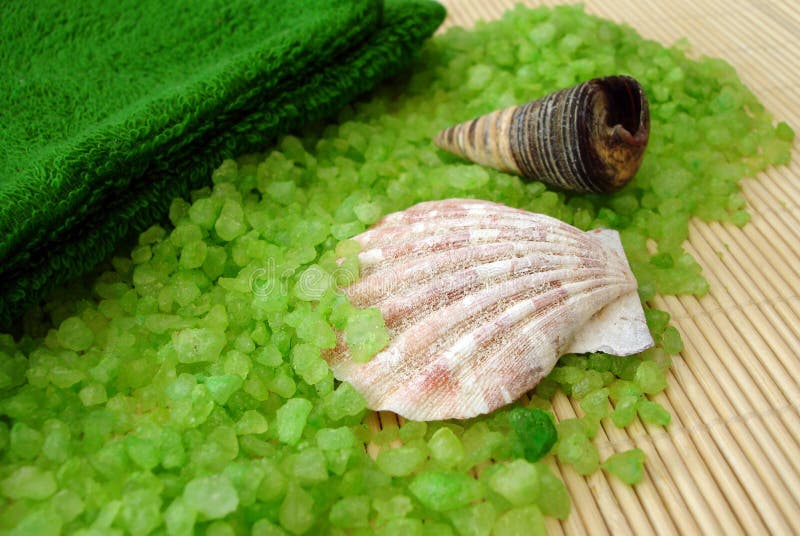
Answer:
[382,1,800,534]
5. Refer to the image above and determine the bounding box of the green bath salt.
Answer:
[0,4,793,533]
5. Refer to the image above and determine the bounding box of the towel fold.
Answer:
[0,0,446,327]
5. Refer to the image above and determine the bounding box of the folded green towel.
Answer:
[0,0,445,327]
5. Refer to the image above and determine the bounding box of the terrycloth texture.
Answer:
[0,0,446,327]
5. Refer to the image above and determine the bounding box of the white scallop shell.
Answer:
[324,199,653,421]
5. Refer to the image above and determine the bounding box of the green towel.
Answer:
[0,0,445,327]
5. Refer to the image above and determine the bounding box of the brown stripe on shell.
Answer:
[433,75,650,194]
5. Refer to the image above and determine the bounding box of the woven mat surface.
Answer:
[404,1,800,534]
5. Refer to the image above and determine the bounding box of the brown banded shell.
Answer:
[323,199,653,421]
[434,75,650,194]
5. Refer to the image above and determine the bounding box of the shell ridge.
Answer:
[358,216,581,243]
[551,88,571,189]
[565,84,589,191]
[367,268,633,403]
[537,92,561,187]
[356,226,591,272]
[353,268,590,398]
[507,104,527,176]
[375,261,614,331]
[449,279,635,409]
[353,224,628,313]
[561,84,587,190]
[386,275,634,419]
[353,238,618,310]
[366,207,592,245]
[573,83,595,190]
[350,236,611,305]
[498,107,519,173]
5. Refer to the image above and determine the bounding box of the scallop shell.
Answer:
[434,75,650,194]
[324,199,653,421]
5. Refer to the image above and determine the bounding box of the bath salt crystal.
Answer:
[409,471,485,512]
[537,463,571,519]
[164,499,196,536]
[124,436,160,471]
[353,201,383,224]
[329,495,371,528]
[611,395,640,428]
[661,326,684,354]
[172,328,226,363]
[293,447,328,484]
[205,374,243,405]
[276,398,313,445]
[41,419,72,463]
[556,433,599,475]
[294,313,337,349]
[251,519,286,536]
[373,494,414,521]
[57,316,94,351]
[602,448,646,484]
[291,344,329,385]
[265,180,297,206]
[447,502,496,536]
[235,410,269,435]
[488,459,539,506]
[492,505,546,536]
[376,445,427,477]
[215,199,247,241]
[279,484,315,535]
[182,474,238,519]
[180,240,208,270]
[52,489,85,523]
[580,388,611,418]
[316,427,356,450]
[294,265,335,302]
[331,221,365,240]
[206,521,236,536]
[170,223,202,247]
[635,360,668,394]
[384,518,427,535]
[188,197,219,230]
[223,350,251,379]
[223,461,266,507]
[139,224,166,245]
[609,379,642,401]
[266,368,297,399]
[344,307,389,363]
[428,427,465,468]
[12,507,63,536]
[119,489,162,535]
[79,383,108,407]
[508,407,557,462]
[9,422,43,461]
[1,465,57,500]
[446,165,490,190]
[130,245,152,264]
[322,382,367,422]
[637,399,671,426]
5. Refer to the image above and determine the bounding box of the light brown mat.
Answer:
[381,1,800,534]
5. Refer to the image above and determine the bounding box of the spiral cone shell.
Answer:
[324,199,653,421]
[434,75,650,194]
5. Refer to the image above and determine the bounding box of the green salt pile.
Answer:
[0,4,793,534]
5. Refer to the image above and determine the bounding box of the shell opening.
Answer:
[598,76,647,146]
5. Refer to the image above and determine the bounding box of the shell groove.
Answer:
[324,199,653,421]
[434,75,650,194]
